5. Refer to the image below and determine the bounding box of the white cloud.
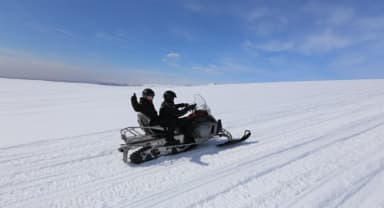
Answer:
[246,8,269,22]
[299,31,352,53]
[303,2,355,26]
[54,28,75,38]
[242,2,384,55]
[245,30,354,54]
[163,52,181,64]
[165,52,181,59]
[182,1,384,80]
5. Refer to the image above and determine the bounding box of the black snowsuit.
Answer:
[131,96,160,125]
[159,101,193,143]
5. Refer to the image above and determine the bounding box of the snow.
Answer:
[1,78,384,208]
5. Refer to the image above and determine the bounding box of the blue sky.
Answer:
[0,0,384,84]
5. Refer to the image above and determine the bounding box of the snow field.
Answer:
[1,78,384,208]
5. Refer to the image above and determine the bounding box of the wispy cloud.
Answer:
[165,52,257,76]
[243,2,384,55]
[243,7,290,35]
[256,34,378,56]
[162,52,182,65]
[245,30,353,54]
[27,22,77,39]
[243,40,294,53]
[183,1,204,12]
[246,8,270,22]
[182,1,288,35]
[170,26,196,41]
[95,30,131,42]
[191,62,255,75]
[300,31,352,53]
[327,39,384,79]
[191,64,221,74]
[180,1,384,81]
[302,2,355,26]
[54,28,75,38]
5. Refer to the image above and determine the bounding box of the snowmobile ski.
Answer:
[217,130,251,147]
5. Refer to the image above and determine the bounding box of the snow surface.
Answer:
[1,78,384,208]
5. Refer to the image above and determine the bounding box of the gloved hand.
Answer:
[188,103,197,110]
[131,93,137,101]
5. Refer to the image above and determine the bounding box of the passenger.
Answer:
[131,88,160,125]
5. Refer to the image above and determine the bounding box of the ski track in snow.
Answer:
[1,79,384,208]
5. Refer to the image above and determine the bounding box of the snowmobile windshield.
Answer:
[193,94,211,114]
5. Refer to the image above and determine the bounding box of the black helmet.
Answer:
[163,90,177,102]
[142,88,155,97]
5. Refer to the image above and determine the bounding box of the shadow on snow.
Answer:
[127,139,258,167]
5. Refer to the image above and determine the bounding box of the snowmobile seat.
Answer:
[137,113,166,137]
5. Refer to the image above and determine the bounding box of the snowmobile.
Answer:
[118,95,251,164]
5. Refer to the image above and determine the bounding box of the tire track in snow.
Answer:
[234,128,384,208]
[1,99,373,203]
[285,156,384,208]
[0,96,363,181]
[223,88,384,129]
[115,113,384,208]
[0,128,121,152]
[331,165,384,208]
[3,88,384,208]
[0,104,374,207]
[187,119,384,208]
[0,136,116,172]
[1,95,380,208]
[0,133,118,176]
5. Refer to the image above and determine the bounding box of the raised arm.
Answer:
[130,93,142,112]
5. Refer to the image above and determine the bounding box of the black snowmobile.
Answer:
[118,95,251,164]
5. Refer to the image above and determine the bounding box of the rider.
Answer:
[131,88,160,126]
[159,90,196,145]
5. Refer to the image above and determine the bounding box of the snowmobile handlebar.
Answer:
[187,103,197,111]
